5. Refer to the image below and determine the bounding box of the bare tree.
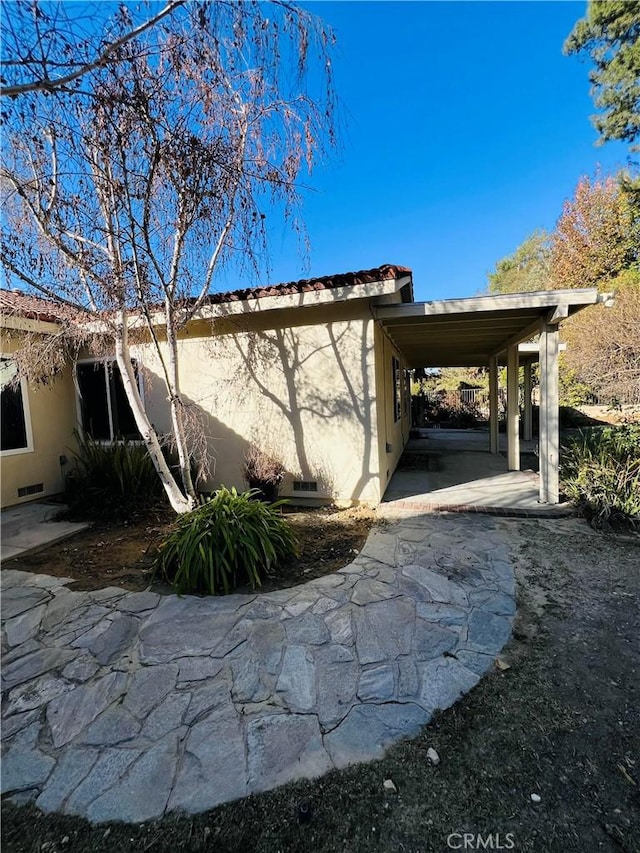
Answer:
[1,1,184,97]
[1,0,337,513]
[561,276,640,403]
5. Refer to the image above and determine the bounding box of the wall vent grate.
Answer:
[293,481,318,493]
[18,483,44,497]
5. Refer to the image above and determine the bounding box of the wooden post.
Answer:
[523,360,533,442]
[539,323,559,503]
[507,344,520,471]
[489,355,499,454]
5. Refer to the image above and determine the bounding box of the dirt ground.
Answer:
[2,504,377,593]
[2,516,639,853]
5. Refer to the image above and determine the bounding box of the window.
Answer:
[76,360,141,441]
[403,368,412,416]
[392,356,401,422]
[1,358,33,454]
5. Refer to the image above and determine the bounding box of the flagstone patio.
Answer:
[1,512,515,823]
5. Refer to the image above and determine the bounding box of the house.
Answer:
[0,291,79,507]
[0,265,605,510]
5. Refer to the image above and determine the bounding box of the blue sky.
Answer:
[255,1,631,301]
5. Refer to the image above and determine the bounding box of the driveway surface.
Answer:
[1,513,515,823]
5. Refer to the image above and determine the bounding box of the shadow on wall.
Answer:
[225,321,378,502]
[140,365,335,500]
[137,361,254,495]
[139,314,380,503]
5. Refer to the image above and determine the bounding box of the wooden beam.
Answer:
[375,287,599,321]
[547,304,569,324]
[491,317,543,355]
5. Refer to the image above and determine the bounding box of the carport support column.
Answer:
[539,323,559,504]
[506,344,520,471]
[489,355,499,454]
[523,361,533,442]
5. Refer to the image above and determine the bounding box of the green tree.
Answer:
[564,1,640,149]
[486,171,640,403]
[551,173,639,290]
[487,230,552,294]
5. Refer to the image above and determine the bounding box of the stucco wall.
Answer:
[1,334,78,509]
[135,300,384,505]
[374,324,412,499]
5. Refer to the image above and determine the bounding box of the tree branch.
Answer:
[1,1,185,97]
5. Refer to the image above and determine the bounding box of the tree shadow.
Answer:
[201,310,380,502]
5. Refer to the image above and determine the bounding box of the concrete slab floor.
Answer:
[408,428,539,455]
[382,434,569,515]
[0,502,89,562]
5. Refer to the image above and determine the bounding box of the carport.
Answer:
[375,288,610,504]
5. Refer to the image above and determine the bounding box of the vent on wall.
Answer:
[18,483,44,497]
[293,481,318,493]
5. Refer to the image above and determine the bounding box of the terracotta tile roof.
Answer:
[0,289,71,324]
[0,264,413,322]
[201,263,413,305]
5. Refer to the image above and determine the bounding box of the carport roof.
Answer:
[375,288,608,368]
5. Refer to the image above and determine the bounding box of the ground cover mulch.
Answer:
[2,517,639,852]
[1,504,377,594]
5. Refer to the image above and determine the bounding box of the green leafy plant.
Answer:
[155,486,298,595]
[560,423,640,526]
[66,431,165,519]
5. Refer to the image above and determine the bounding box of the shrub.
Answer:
[242,445,286,502]
[155,486,298,595]
[66,431,165,519]
[560,424,640,526]
[447,401,481,429]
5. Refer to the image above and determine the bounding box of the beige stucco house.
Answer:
[1,266,413,509]
[1,264,605,510]
[133,264,414,506]
[0,293,79,508]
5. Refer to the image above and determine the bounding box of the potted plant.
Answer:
[242,445,286,503]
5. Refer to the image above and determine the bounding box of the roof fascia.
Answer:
[491,289,611,355]
[0,314,62,335]
[375,288,601,321]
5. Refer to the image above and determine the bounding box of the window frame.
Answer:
[0,357,34,457]
[74,357,144,444]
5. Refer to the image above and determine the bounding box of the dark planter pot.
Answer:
[248,479,280,503]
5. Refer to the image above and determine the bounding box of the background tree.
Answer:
[1,1,337,514]
[550,173,639,289]
[487,230,552,294]
[564,1,640,150]
[561,275,640,404]
[486,171,640,405]
[554,173,640,402]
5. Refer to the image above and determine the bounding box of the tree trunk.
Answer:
[164,301,197,503]
[114,319,193,514]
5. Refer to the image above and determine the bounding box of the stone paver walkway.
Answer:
[1,502,89,561]
[1,513,515,823]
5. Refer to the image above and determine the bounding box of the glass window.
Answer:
[392,356,401,422]
[76,360,141,441]
[1,358,31,453]
[403,368,412,416]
